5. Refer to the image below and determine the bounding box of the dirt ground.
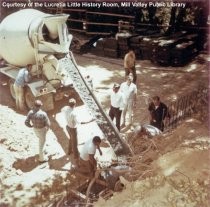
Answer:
[0,53,209,207]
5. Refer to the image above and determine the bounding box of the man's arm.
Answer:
[148,103,155,122]
[25,112,33,128]
[89,154,97,170]
[80,118,95,125]
[133,86,137,106]
[97,145,102,156]
[45,114,50,129]
[24,70,31,83]
[119,92,125,110]
[73,111,94,125]
[124,54,128,68]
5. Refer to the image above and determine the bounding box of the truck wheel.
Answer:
[9,79,16,99]
[25,87,35,109]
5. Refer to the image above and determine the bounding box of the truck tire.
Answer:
[9,79,16,99]
[25,87,35,110]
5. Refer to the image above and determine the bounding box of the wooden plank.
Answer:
[87,11,134,19]
[68,28,85,33]
[48,8,86,12]
[85,32,111,35]
[70,189,87,200]
[95,179,108,187]
[68,18,85,23]
[86,22,118,27]
[62,8,86,12]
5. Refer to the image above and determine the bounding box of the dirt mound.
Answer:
[95,118,210,207]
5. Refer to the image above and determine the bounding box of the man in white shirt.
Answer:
[62,98,94,160]
[120,75,137,127]
[109,83,124,131]
[77,136,102,177]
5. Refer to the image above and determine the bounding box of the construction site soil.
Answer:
[0,53,209,207]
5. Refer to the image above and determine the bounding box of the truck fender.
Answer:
[25,86,54,111]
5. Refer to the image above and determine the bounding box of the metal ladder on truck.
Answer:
[59,52,133,157]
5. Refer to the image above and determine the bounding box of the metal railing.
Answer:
[165,84,208,131]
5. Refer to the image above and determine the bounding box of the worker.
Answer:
[148,96,170,131]
[76,136,102,177]
[120,75,137,127]
[133,123,162,138]
[61,98,94,161]
[13,64,32,111]
[25,100,50,163]
[124,49,137,84]
[109,83,124,131]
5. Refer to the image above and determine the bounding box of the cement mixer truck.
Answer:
[0,9,74,111]
[0,9,133,156]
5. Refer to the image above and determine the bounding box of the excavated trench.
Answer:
[46,59,208,205]
[44,54,133,207]
[50,82,208,207]
[33,49,208,207]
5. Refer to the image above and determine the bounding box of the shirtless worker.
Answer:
[124,50,137,84]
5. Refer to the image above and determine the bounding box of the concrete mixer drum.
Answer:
[0,9,72,66]
[0,9,74,111]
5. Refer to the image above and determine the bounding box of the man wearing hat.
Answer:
[25,100,50,163]
[14,64,32,111]
[62,98,94,162]
[109,83,124,131]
